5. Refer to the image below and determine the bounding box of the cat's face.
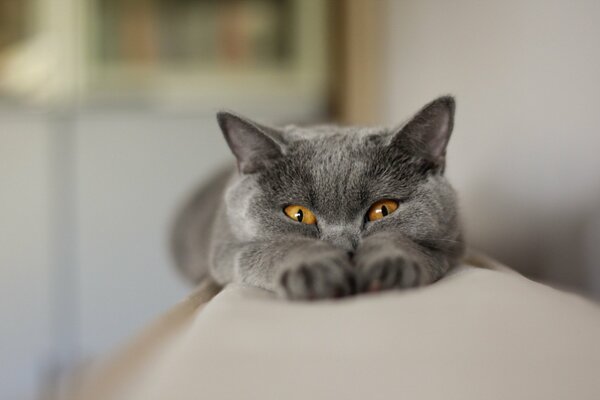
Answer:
[219,97,462,255]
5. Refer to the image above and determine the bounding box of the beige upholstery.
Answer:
[74,254,600,400]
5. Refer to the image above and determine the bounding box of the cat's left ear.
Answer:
[391,96,455,172]
[217,111,286,174]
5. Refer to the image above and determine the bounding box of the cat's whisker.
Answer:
[418,238,462,244]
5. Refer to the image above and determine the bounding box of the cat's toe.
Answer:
[278,259,356,301]
[357,254,421,293]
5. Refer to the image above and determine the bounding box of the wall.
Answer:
[382,0,600,295]
[0,111,53,400]
[73,111,226,357]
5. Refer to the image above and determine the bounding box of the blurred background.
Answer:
[1,0,599,399]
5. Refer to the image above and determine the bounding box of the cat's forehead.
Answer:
[281,124,390,142]
[286,125,400,172]
[280,124,394,164]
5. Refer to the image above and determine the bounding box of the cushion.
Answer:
[74,254,600,400]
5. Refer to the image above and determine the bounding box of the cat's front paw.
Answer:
[355,250,423,293]
[277,253,356,301]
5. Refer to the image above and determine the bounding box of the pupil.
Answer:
[296,209,303,222]
[381,205,389,216]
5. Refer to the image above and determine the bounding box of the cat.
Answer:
[171,96,464,300]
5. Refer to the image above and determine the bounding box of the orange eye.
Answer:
[284,205,317,225]
[367,200,399,222]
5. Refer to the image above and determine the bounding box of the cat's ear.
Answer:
[216,111,286,174]
[391,96,455,171]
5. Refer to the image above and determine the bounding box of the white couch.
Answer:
[74,253,600,400]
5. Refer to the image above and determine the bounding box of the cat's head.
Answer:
[217,96,462,256]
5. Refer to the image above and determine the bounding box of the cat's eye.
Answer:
[367,200,399,222]
[284,205,317,225]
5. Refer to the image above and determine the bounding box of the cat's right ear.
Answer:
[216,112,286,174]
[390,96,455,173]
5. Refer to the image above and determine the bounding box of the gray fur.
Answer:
[172,96,464,300]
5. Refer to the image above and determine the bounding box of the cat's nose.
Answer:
[319,227,358,256]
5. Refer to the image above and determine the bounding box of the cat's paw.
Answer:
[277,254,356,301]
[355,251,422,293]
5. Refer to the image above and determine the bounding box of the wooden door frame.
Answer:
[328,0,385,124]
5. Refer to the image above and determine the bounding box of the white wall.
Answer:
[73,111,229,357]
[382,0,600,294]
[0,112,53,400]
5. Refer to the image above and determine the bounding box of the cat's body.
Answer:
[172,97,465,299]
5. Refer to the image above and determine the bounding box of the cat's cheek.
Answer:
[224,177,263,241]
[361,215,407,238]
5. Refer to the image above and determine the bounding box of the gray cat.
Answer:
[172,96,464,300]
